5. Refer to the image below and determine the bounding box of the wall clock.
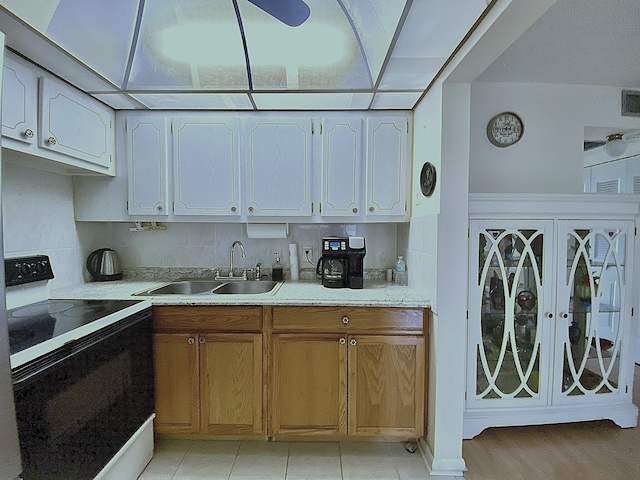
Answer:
[420,162,436,197]
[486,111,524,147]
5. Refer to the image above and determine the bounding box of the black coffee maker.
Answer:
[316,236,366,289]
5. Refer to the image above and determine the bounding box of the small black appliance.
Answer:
[316,236,366,289]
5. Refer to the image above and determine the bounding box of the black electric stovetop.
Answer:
[7,299,139,355]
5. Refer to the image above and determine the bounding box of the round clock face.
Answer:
[420,162,436,197]
[487,112,524,147]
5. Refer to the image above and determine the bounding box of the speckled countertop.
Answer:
[51,279,430,308]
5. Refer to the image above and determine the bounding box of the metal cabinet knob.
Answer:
[561,312,568,319]
[24,128,34,138]
[231,206,237,212]
[156,205,163,212]
[350,339,357,346]
[339,338,346,345]
[546,313,553,319]
[342,316,349,325]
[248,206,254,213]
[369,206,375,212]
[47,136,57,145]
[188,337,195,345]
[199,337,205,344]
[352,208,358,214]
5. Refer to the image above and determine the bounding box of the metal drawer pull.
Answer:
[342,316,349,325]
[199,337,206,344]
[339,338,346,345]
[350,339,357,346]
[188,337,195,345]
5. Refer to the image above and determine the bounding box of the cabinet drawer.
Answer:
[272,306,424,334]
[153,306,263,332]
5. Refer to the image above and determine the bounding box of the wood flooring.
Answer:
[463,364,640,480]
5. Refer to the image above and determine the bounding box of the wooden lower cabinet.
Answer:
[153,306,264,436]
[272,334,348,435]
[270,307,426,439]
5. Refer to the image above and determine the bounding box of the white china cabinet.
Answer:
[465,194,639,438]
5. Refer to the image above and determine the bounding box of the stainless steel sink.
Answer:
[135,280,224,295]
[133,279,282,296]
[212,280,281,295]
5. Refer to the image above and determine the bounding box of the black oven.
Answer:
[11,307,154,480]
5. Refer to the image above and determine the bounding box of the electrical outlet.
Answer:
[301,245,314,264]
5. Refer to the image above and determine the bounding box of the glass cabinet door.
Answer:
[467,220,553,409]
[553,221,633,405]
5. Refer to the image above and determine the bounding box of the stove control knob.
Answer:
[36,261,47,274]
[19,263,32,277]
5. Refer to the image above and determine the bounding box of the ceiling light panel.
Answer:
[239,0,371,91]
[128,0,249,90]
[252,92,373,110]
[340,0,408,86]
[2,0,138,86]
[130,93,253,110]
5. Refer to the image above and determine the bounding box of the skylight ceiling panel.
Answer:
[2,0,138,88]
[239,0,371,91]
[130,93,253,110]
[252,92,373,110]
[127,0,249,90]
[370,91,421,109]
[340,0,408,86]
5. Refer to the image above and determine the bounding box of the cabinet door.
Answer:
[127,116,169,216]
[200,333,263,435]
[348,335,425,437]
[271,334,347,436]
[2,54,37,144]
[320,117,363,217]
[467,220,554,411]
[365,117,408,218]
[244,117,312,217]
[153,334,200,434]
[553,220,635,406]
[39,77,113,167]
[173,117,241,216]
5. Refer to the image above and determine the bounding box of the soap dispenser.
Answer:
[272,253,284,281]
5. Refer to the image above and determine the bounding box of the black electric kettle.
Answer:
[86,248,123,281]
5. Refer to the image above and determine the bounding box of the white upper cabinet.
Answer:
[320,117,363,217]
[126,116,169,216]
[39,77,113,169]
[1,54,37,145]
[365,117,409,218]
[244,117,312,217]
[172,117,240,216]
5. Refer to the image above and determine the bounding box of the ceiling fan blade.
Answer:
[584,141,606,151]
[247,0,310,27]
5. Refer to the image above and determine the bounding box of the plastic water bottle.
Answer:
[394,256,407,286]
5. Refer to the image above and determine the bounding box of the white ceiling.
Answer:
[477,0,640,89]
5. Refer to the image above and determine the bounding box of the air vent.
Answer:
[622,90,640,117]
[596,179,619,193]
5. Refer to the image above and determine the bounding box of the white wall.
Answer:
[469,82,640,193]
[1,158,108,289]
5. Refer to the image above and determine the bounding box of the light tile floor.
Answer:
[138,439,436,480]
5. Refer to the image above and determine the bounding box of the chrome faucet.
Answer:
[226,240,246,280]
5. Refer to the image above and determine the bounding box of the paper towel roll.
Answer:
[289,244,299,281]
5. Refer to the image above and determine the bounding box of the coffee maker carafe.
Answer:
[316,236,366,289]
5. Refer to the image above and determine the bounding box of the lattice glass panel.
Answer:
[561,228,626,396]
[475,228,544,400]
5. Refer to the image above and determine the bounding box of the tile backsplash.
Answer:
[2,161,401,287]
